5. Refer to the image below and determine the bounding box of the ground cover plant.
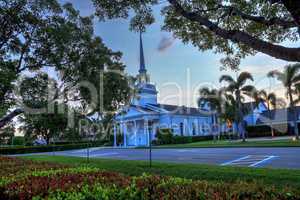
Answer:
[1,156,300,199]
[24,155,300,188]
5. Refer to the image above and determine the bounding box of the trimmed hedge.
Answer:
[0,141,110,155]
[153,128,214,145]
[245,123,297,138]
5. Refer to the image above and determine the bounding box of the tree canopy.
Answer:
[92,0,300,69]
[0,0,130,132]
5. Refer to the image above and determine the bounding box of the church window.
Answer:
[180,122,184,136]
[192,123,196,136]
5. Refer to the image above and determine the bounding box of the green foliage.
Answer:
[2,156,300,199]
[0,61,17,118]
[0,0,130,131]
[154,128,174,145]
[0,141,107,155]
[11,136,25,146]
[154,128,213,145]
[0,125,14,145]
[92,0,300,68]
[246,124,297,138]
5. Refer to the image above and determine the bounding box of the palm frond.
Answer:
[268,69,287,86]
[267,92,277,108]
[237,71,253,86]
[292,74,300,84]
[286,63,300,83]
[241,85,256,94]
[226,83,237,92]
[267,70,281,78]
[219,75,235,84]
[258,89,267,99]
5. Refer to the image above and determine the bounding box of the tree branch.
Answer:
[219,4,297,28]
[168,0,300,62]
[0,109,23,129]
[281,0,300,28]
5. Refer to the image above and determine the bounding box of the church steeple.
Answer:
[137,32,150,84]
[139,32,147,74]
[133,32,157,106]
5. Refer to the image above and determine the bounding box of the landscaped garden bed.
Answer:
[1,156,300,200]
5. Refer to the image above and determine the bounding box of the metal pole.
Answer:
[149,121,152,168]
[87,143,90,163]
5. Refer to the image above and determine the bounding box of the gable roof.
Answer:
[148,103,211,116]
[256,106,300,124]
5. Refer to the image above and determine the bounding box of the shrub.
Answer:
[153,129,214,145]
[0,141,107,155]
[154,128,174,145]
[11,137,25,146]
[246,123,295,138]
[1,157,300,200]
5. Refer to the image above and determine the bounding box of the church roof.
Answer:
[148,103,211,116]
[137,83,157,95]
[256,106,300,124]
[131,104,159,114]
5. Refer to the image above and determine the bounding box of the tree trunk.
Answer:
[236,91,246,142]
[288,88,299,140]
[267,103,275,137]
[0,109,23,129]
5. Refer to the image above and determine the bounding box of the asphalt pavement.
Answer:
[37,147,300,169]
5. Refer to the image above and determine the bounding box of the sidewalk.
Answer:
[242,136,293,142]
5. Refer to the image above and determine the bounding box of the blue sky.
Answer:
[58,0,297,106]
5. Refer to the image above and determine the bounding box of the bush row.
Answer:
[0,140,110,155]
[245,123,298,138]
[153,129,214,145]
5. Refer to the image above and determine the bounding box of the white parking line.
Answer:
[249,156,277,167]
[90,152,119,157]
[177,149,197,153]
[220,155,251,166]
[221,155,277,167]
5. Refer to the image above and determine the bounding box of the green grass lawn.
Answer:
[23,155,300,188]
[155,139,300,148]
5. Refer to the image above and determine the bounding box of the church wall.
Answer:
[158,115,213,136]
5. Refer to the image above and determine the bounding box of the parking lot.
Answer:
[37,147,300,169]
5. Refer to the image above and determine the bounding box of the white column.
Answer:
[113,124,117,147]
[134,120,137,146]
[145,117,150,147]
[123,122,127,147]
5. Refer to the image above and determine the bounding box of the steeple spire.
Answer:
[139,32,146,74]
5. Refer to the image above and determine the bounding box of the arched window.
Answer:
[180,122,184,136]
[192,123,196,136]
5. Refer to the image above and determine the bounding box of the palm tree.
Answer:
[219,71,255,142]
[253,90,277,137]
[268,64,300,140]
[198,87,223,138]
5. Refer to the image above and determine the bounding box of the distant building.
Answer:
[244,102,300,134]
[113,34,214,147]
[243,102,268,126]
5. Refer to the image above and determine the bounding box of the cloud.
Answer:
[157,36,175,52]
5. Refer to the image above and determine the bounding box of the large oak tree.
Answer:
[0,0,130,129]
[92,0,300,69]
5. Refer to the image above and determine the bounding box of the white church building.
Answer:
[113,34,214,147]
